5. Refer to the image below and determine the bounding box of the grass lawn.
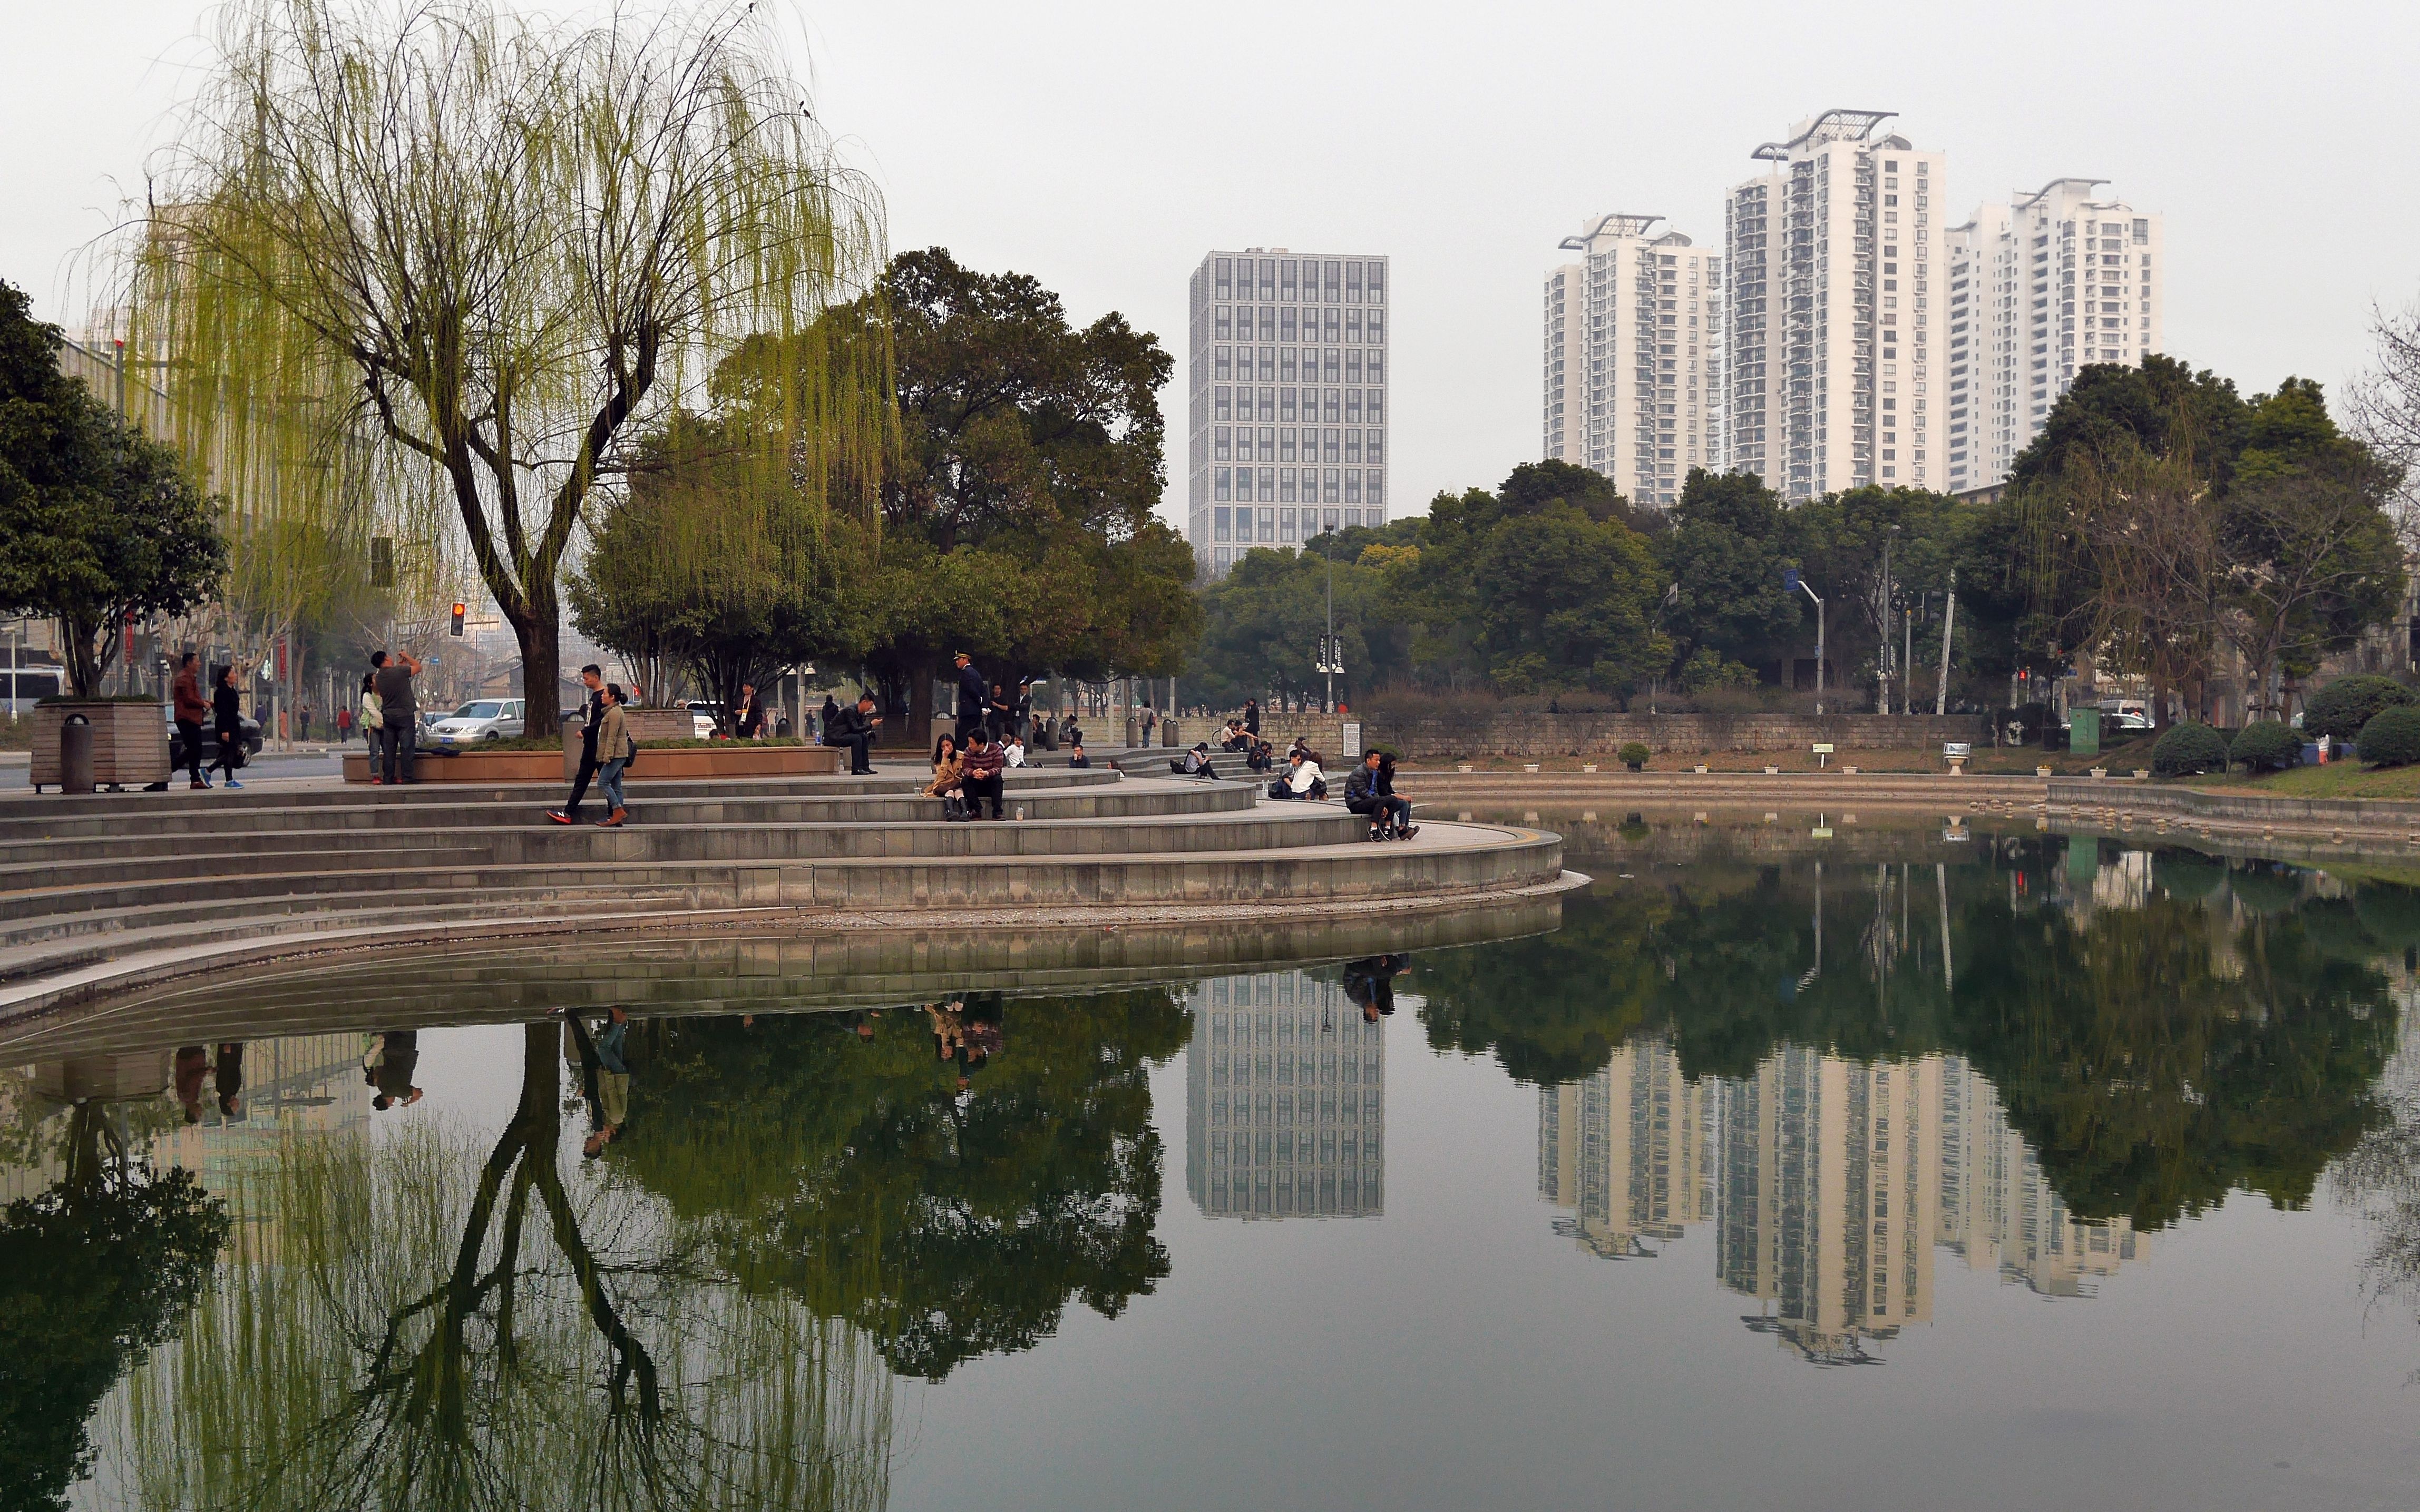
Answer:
[2186,763,2420,800]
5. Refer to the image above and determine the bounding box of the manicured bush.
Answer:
[2358,705,2420,768]
[2150,721,2229,778]
[2228,719,2300,774]
[1617,741,1650,772]
[2304,674,2417,742]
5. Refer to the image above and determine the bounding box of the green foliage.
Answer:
[1677,647,1758,693]
[1617,741,1650,770]
[0,1108,229,1512]
[132,0,889,730]
[2229,719,2301,773]
[1657,469,1802,673]
[812,250,1197,729]
[2151,721,2230,776]
[0,282,225,695]
[2304,674,2417,742]
[2358,705,2420,768]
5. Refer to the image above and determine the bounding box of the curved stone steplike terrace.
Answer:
[0,767,1578,1024]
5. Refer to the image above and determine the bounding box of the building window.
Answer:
[1280,307,1297,342]
[1279,467,1297,502]
[1255,425,1273,460]
[1366,472,1384,505]
[1343,470,1361,503]
[1368,349,1384,384]
[1215,546,1232,568]
[1258,259,1276,298]
[1258,306,1276,341]
[1368,309,1384,342]
[1324,388,1342,423]
[1214,306,1233,340]
[1214,387,1232,421]
[1345,389,1362,423]
[1214,505,1231,537]
[1215,348,1232,382]
[1324,308,1341,340]
[1257,347,1274,381]
[1258,467,1276,502]
[1281,260,1298,299]
[1257,507,1276,542]
[1214,257,1232,300]
[1258,388,1276,423]
[1280,508,1298,542]
[1345,309,1362,343]
[1213,425,1231,460]
[1323,469,1341,503]
[1367,263,1384,302]
[1367,389,1384,422]
[1324,427,1341,463]
[1324,349,1341,382]
[1344,431,1362,464]
[1367,429,1384,462]
[1324,261,1342,301]
[1345,350,1362,383]
[1280,389,1297,424]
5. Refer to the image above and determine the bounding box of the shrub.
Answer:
[1617,741,1650,772]
[2304,674,2417,742]
[2150,722,2229,778]
[2229,720,2300,774]
[2359,705,2420,769]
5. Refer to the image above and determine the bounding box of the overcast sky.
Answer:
[6,0,2417,530]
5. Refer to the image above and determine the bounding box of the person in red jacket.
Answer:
[170,651,210,788]
[960,729,1007,819]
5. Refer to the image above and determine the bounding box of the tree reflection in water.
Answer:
[613,986,1193,1381]
[0,1098,227,1512]
[107,1024,893,1512]
[1421,829,2411,1232]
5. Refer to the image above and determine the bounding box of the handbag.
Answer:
[222,730,248,769]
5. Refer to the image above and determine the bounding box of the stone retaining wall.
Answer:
[1173,712,1992,760]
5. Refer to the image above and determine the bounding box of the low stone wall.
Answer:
[1175,711,1993,761]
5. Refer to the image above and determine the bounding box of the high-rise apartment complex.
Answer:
[1545,110,2165,507]
[1185,971,1385,1219]
[1186,249,1391,580]
[1538,215,1721,507]
[1725,109,1948,502]
[1946,181,2164,492]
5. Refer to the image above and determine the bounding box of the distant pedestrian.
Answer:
[336,704,353,743]
[1002,730,1027,768]
[952,652,988,745]
[210,663,246,789]
[374,649,422,784]
[820,693,840,739]
[549,665,607,824]
[1140,704,1157,743]
[960,728,1007,818]
[827,691,881,774]
[593,683,632,827]
[172,651,209,789]
[358,671,385,781]
[1243,698,1261,738]
[298,705,313,742]
[736,682,766,739]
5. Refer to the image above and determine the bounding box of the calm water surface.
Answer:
[18,814,2420,1511]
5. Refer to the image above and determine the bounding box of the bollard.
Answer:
[59,714,95,796]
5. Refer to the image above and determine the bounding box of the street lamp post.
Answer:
[1789,570,1826,715]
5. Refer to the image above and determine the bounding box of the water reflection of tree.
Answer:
[1421,834,2407,1231]
[613,988,1191,1381]
[0,1099,228,1512]
[113,1023,892,1511]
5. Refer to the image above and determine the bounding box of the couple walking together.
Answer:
[550,664,636,826]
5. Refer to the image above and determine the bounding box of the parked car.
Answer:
[682,700,728,739]
[165,711,263,769]
[426,699,526,751]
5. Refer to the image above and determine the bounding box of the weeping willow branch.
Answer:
[125,0,890,728]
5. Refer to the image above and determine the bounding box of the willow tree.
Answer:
[131,0,889,728]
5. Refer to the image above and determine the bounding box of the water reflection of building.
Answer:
[1540,1040,2144,1362]
[1186,973,1384,1219]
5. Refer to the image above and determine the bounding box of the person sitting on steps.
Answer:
[960,728,1007,818]
[826,691,881,775]
[1066,738,1090,768]
[1271,748,1325,801]
[1171,742,1218,780]
[926,733,970,820]
[1344,747,1416,840]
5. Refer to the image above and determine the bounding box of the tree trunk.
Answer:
[516,588,563,734]
[903,653,939,757]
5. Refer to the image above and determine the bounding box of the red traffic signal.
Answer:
[450,603,466,636]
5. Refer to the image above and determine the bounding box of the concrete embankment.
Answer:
[2043,779,2420,863]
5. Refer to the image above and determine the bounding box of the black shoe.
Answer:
[1398,824,1419,840]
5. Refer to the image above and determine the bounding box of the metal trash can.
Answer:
[60,714,94,796]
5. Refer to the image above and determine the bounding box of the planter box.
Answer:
[31,701,169,791]
[343,740,842,784]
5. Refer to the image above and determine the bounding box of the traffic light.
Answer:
[450,603,466,637]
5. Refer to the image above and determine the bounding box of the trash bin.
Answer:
[1125,713,1141,748]
[60,714,94,796]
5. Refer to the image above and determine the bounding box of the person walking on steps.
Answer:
[549,665,607,824]
[210,663,246,789]
[374,647,422,785]
[1345,748,1416,840]
[593,683,633,826]
[172,651,210,789]
[358,669,385,782]
[827,691,882,775]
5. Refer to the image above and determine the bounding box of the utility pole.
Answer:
[1934,568,1957,716]
[1880,525,1899,716]
[1903,607,1914,716]
[1322,535,1336,714]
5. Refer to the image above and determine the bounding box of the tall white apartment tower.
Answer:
[1945,181,2164,493]
[1186,249,1391,580]
[1539,215,1721,507]
[1724,110,1948,501]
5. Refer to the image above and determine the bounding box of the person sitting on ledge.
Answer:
[1218,720,1251,754]
[1066,739,1090,768]
[826,691,881,775]
[1345,747,1416,839]
[1245,737,1275,773]
[1172,742,1218,780]
[1271,748,1326,801]
[926,733,969,820]
[960,728,1007,819]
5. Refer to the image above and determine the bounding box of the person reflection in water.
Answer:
[214,1042,246,1121]
[174,1044,209,1124]
[1342,955,1411,1023]
[583,1006,632,1158]
[928,995,1005,1091]
[367,1030,423,1110]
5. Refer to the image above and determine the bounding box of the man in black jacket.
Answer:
[827,691,882,774]
[1343,748,1415,839]
[548,665,607,824]
[953,653,989,746]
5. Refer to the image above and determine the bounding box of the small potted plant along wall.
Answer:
[4,327,224,792]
